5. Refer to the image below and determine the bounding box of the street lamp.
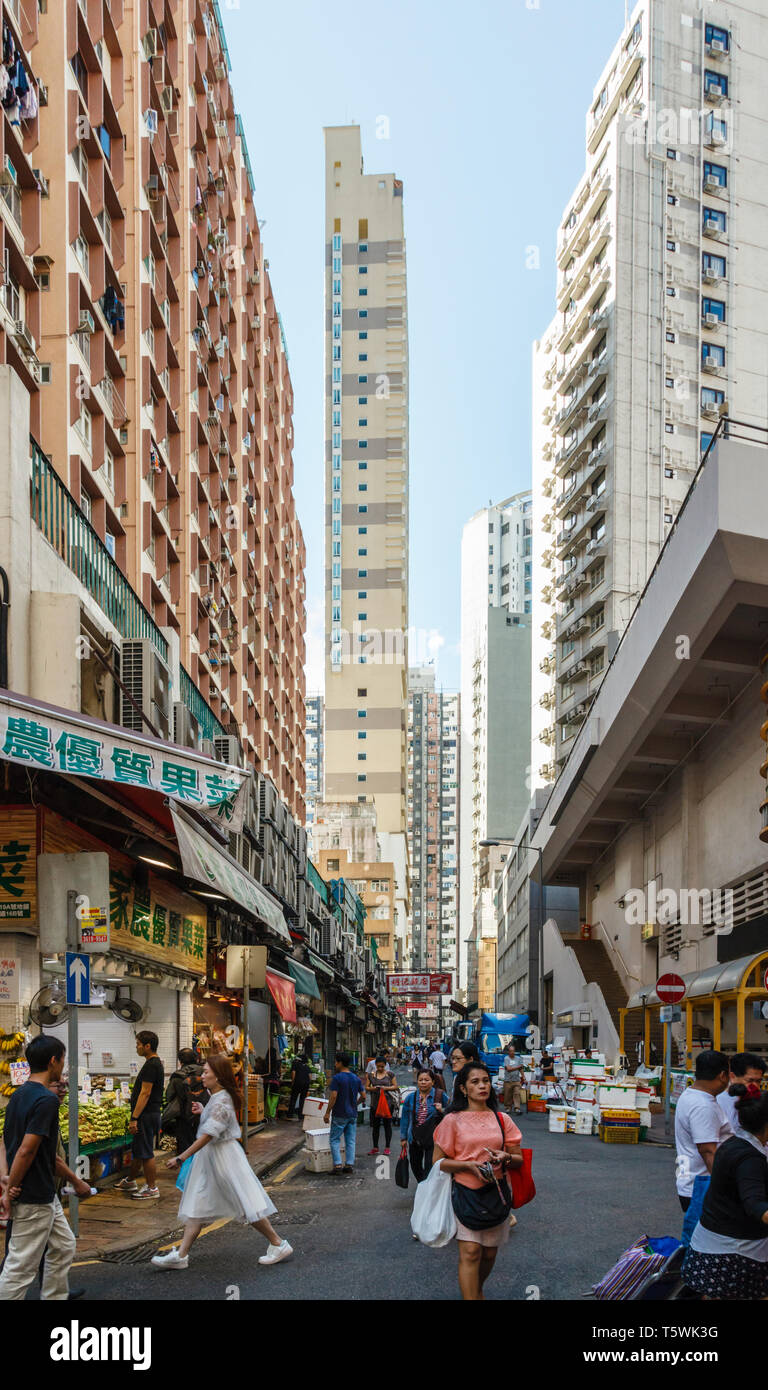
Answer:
[480,838,545,1043]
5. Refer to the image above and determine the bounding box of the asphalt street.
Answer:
[70,1069,683,1302]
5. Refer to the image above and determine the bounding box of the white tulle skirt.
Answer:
[178,1138,278,1225]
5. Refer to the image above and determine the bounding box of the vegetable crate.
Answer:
[598,1123,639,1145]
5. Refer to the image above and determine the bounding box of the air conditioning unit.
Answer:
[14,320,36,353]
[215,61,227,80]
[161,86,174,112]
[146,174,160,199]
[703,218,722,236]
[249,271,260,286]
[120,639,171,739]
[214,121,227,138]
[703,269,722,284]
[258,773,278,825]
[703,175,723,193]
[78,310,95,334]
[213,734,243,767]
[173,702,201,750]
[166,111,178,138]
[200,739,216,759]
[586,493,603,512]
[708,38,727,55]
[703,312,721,327]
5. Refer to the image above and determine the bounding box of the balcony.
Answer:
[179,663,226,741]
[30,437,166,656]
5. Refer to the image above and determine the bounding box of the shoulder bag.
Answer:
[412,1092,446,1148]
[450,1111,514,1230]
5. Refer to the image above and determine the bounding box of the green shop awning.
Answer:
[285,959,321,1000]
[307,949,334,981]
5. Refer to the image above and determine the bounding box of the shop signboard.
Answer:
[386,972,453,997]
[265,967,297,1023]
[0,955,20,1004]
[0,809,36,921]
[0,693,250,831]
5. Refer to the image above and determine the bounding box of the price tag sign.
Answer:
[129,1061,138,1077]
[80,1039,93,1054]
[105,1077,114,1092]
[79,1090,89,1105]
[92,1089,101,1104]
[9,1060,30,1086]
[83,1075,92,1094]
[120,1081,131,1100]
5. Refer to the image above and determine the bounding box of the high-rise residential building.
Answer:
[315,845,398,971]
[459,494,532,986]
[323,123,408,847]
[11,0,306,815]
[532,0,768,790]
[406,667,460,1021]
[305,694,324,838]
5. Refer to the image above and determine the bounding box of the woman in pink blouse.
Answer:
[432,1064,523,1300]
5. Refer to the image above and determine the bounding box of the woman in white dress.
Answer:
[151,1053,293,1270]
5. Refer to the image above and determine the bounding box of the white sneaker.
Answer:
[151,1247,189,1270]
[131,1185,160,1200]
[114,1177,138,1191]
[258,1239,293,1266]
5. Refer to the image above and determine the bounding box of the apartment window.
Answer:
[591,607,605,633]
[666,240,677,252]
[358,374,368,383]
[332,389,341,405]
[562,638,575,658]
[665,512,673,524]
[701,431,714,454]
[358,590,367,599]
[358,309,368,319]
[667,194,678,206]
[358,354,368,361]
[358,332,368,340]
[666,286,676,298]
[358,504,368,513]
[501,522,509,536]
[665,467,674,478]
[591,519,606,542]
[667,148,677,160]
[333,347,341,362]
[357,709,367,718]
[666,331,676,343]
[357,730,367,740]
[358,288,367,297]
[333,324,341,339]
[333,234,342,251]
[358,688,367,697]
[702,296,726,323]
[704,114,728,147]
[665,376,675,389]
[332,562,341,578]
[332,411,341,428]
[705,70,728,98]
[333,367,341,382]
[79,489,92,521]
[332,604,341,623]
[665,423,675,434]
[703,161,727,189]
[77,406,92,450]
[701,387,725,409]
[358,265,368,274]
[590,651,604,677]
[332,541,341,557]
[358,397,368,405]
[703,207,727,235]
[358,483,368,492]
[358,753,367,761]
[590,563,605,590]
[333,257,341,272]
[702,342,725,369]
[332,278,341,296]
[332,476,341,492]
[358,461,367,471]
[705,23,729,52]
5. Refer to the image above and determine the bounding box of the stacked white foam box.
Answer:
[302,1096,327,1132]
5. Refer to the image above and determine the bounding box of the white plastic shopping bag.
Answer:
[410,1159,457,1247]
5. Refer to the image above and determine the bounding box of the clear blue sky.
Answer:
[221,0,626,691]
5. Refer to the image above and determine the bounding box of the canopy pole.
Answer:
[713,997,721,1052]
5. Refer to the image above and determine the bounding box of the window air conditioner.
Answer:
[173,702,201,750]
[703,312,720,327]
[213,734,243,767]
[78,311,95,334]
[703,218,721,236]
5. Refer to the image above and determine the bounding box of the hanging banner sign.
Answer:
[0,808,36,921]
[0,691,250,831]
[265,968,297,1023]
[386,972,453,997]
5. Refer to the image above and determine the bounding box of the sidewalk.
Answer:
[71,1121,306,1264]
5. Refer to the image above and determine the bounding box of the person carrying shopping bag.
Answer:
[400,1068,445,1183]
[432,1062,523,1301]
[366,1054,399,1156]
[151,1053,293,1270]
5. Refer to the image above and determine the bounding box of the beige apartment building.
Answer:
[532,0,768,791]
[0,0,306,815]
[323,125,408,845]
[315,845,398,970]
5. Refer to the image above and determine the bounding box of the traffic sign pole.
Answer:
[656,974,686,1137]
[66,889,80,1237]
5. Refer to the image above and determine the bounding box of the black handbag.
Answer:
[394,1154,410,1189]
[450,1112,513,1230]
[412,1094,445,1148]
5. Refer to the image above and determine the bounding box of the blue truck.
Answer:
[451,1011,531,1072]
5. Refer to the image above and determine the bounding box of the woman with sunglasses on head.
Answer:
[432,1063,523,1301]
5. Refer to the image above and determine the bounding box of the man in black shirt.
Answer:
[0,1035,85,1300]
[286,1047,312,1120]
[114,1031,164,1201]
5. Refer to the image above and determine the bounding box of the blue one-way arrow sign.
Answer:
[66,951,90,1006]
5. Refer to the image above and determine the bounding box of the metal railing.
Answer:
[178,662,226,741]
[30,436,168,661]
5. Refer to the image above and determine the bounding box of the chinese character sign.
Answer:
[386,972,453,997]
[0,810,36,920]
[109,871,207,975]
[0,698,249,831]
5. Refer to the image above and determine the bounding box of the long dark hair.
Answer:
[206,1052,242,1118]
[451,1062,499,1112]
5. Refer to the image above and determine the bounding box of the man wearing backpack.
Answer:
[161,1048,206,1158]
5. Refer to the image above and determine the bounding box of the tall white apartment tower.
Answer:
[531,1,768,788]
[323,125,409,850]
[459,493,532,985]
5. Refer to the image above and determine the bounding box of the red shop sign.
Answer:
[265,968,297,1023]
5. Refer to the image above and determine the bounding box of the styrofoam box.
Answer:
[302,1097,327,1120]
[305,1127,332,1153]
[303,1148,336,1173]
[548,1106,569,1133]
[598,1085,636,1109]
[574,1111,594,1135]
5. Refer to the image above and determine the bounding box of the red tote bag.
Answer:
[375,1087,392,1119]
[509,1148,536,1208]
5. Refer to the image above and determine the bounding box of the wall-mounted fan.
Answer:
[28,983,69,1028]
[108,988,145,1024]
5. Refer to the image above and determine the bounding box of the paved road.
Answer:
[71,1069,682,1301]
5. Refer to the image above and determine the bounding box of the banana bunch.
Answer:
[0,1030,25,1053]
[1,1085,13,1099]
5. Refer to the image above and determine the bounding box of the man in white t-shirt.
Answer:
[674,1050,730,1212]
[429,1046,446,1075]
[717,1051,766,1133]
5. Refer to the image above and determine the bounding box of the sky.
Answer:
[219,0,627,692]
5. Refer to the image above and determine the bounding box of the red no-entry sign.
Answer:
[656,972,686,1005]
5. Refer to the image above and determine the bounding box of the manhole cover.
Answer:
[99,1229,185,1264]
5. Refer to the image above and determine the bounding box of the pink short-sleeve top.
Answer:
[432,1109,523,1189]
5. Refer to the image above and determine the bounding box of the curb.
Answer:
[76,1136,306,1263]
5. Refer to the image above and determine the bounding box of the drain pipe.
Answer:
[0,567,9,688]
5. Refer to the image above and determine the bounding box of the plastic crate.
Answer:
[599,1124,639,1144]
[527,1097,547,1113]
